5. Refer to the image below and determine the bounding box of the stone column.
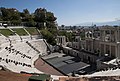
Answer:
[99,44,102,57]
[110,30,111,42]
[92,39,94,53]
[100,30,102,41]
[100,30,103,41]
[115,45,118,58]
[115,30,118,42]
[85,32,87,38]
[118,44,120,59]
[109,30,112,56]
[103,30,106,41]
[92,29,94,39]
[104,44,106,55]
[85,40,87,50]
[110,45,111,57]
[118,27,120,42]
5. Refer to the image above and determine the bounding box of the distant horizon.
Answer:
[1,0,120,25]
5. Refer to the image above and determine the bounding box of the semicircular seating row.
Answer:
[0,39,47,74]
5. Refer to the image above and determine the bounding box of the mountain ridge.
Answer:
[76,20,120,26]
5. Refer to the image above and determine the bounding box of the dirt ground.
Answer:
[0,58,63,81]
[35,58,63,76]
[0,70,31,81]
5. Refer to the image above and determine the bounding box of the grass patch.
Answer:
[25,27,38,35]
[0,29,15,37]
[0,27,39,36]
[12,28,28,36]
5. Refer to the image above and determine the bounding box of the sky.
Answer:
[0,0,120,26]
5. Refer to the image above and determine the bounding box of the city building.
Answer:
[57,26,120,70]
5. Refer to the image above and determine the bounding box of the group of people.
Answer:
[26,41,40,54]
[5,46,31,59]
[0,57,31,67]
[98,65,120,72]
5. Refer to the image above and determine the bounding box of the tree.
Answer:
[34,8,46,22]
[21,9,31,22]
[20,9,35,26]
[46,12,57,29]
[0,7,21,25]
[0,9,2,21]
[40,29,56,45]
[9,8,21,25]
[23,9,30,14]
[0,7,11,21]
[58,31,74,42]
[80,32,85,40]
[0,7,59,45]
[61,25,65,27]
[46,12,56,21]
[34,8,57,29]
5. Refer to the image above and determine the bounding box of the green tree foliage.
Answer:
[0,10,2,21]
[34,8,57,45]
[34,8,46,22]
[23,9,30,14]
[46,12,57,29]
[1,7,11,21]
[46,21,57,29]
[21,9,31,21]
[20,9,35,26]
[40,29,56,45]
[34,8,57,29]
[46,12,56,21]
[10,10,21,25]
[0,7,57,28]
[0,7,21,25]
[80,32,85,40]
[0,7,58,45]
[58,31,75,42]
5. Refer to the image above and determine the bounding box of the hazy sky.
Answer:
[1,0,120,25]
